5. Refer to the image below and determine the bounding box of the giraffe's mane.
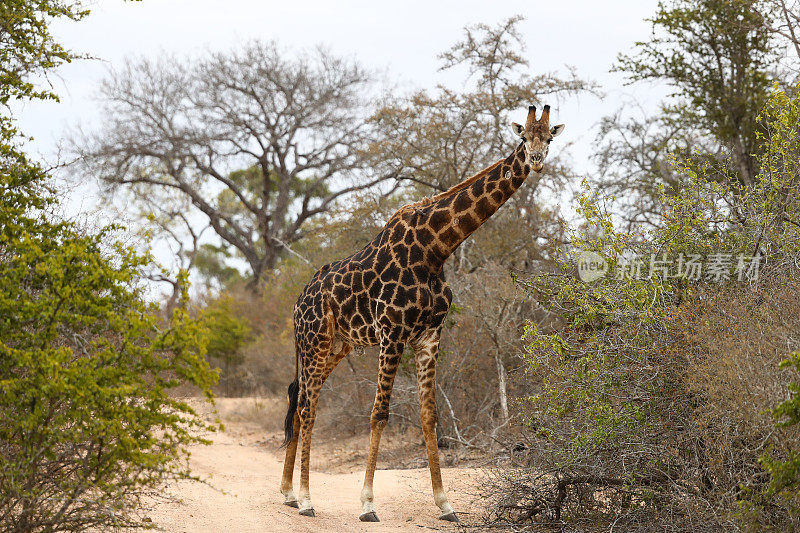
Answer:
[398,158,505,214]
[373,158,509,238]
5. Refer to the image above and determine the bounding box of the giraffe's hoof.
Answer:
[298,507,315,517]
[359,511,380,522]
[283,499,299,508]
[439,511,459,523]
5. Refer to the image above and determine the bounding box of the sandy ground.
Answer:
[144,398,486,533]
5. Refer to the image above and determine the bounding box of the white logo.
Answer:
[577,251,608,282]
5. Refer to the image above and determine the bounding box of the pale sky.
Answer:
[20,0,665,172]
[14,0,667,289]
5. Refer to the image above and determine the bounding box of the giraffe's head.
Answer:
[511,105,565,173]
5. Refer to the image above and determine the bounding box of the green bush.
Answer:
[1,3,218,526]
[201,296,253,395]
[490,87,800,531]
[752,352,800,509]
[0,159,219,530]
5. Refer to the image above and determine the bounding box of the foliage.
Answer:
[763,352,800,497]
[193,243,244,292]
[0,0,89,107]
[1,2,218,531]
[490,87,800,531]
[0,130,220,530]
[202,296,253,365]
[598,0,781,228]
[616,0,775,157]
[200,296,254,395]
[1,0,88,216]
[505,192,693,528]
[0,198,219,530]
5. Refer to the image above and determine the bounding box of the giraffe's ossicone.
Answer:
[280,104,565,522]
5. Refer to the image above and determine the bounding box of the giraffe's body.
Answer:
[280,105,564,522]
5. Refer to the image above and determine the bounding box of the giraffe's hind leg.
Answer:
[280,340,352,509]
[296,377,321,517]
[294,300,352,517]
[280,408,300,508]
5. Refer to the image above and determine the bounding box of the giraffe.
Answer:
[279,105,565,522]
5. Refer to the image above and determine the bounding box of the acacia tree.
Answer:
[615,0,777,188]
[79,42,399,288]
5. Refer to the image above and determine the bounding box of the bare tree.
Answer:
[767,0,800,67]
[77,41,397,289]
[461,262,531,431]
[591,103,725,230]
[126,187,208,314]
[372,16,596,272]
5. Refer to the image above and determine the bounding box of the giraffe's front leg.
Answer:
[414,333,458,522]
[359,338,403,522]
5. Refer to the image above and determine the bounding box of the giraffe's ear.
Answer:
[511,122,525,137]
[550,124,565,137]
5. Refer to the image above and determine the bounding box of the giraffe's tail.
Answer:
[281,378,300,448]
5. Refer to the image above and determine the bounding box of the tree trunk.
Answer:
[495,352,509,425]
[731,135,754,188]
[163,281,181,319]
[245,246,279,294]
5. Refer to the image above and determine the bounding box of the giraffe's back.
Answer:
[294,213,452,349]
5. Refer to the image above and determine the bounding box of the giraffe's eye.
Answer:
[547,138,552,144]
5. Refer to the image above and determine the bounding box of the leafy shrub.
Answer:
[201,295,254,395]
[0,3,219,530]
[487,87,800,531]
[0,119,218,533]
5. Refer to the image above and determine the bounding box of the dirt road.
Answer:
[145,398,484,532]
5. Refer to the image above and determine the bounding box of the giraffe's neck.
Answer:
[413,143,530,271]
